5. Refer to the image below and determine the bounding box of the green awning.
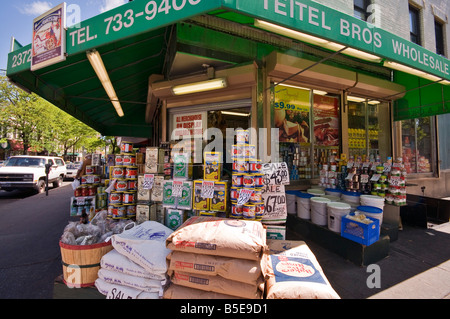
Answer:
[8,27,170,137]
[393,71,450,120]
[6,0,450,133]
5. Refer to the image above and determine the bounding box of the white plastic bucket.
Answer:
[307,188,325,196]
[327,202,351,233]
[286,191,297,215]
[342,191,361,205]
[360,195,385,210]
[310,197,331,226]
[321,195,341,202]
[325,188,342,198]
[296,192,314,220]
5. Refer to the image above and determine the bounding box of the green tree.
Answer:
[0,76,51,154]
[0,76,103,156]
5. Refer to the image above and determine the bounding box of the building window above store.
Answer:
[435,19,446,57]
[353,0,371,21]
[409,4,422,45]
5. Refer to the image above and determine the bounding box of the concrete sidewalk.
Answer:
[291,222,450,299]
[369,223,450,299]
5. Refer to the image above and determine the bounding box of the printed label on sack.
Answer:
[271,256,327,285]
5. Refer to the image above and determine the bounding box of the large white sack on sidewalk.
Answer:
[97,268,165,293]
[167,251,262,285]
[95,278,160,299]
[111,221,172,275]
[163,283,243,299]
[166,216,267,261]
[168,270,263,299]
[262,240,340,299]
[101,249,165,281]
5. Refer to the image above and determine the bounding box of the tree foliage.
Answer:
[0,76,104,155]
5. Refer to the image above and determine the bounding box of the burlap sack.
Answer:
[163,284,242,299]
[167,251,262,285]
[262,240,340,299]
[168,270,263,299]
[166,216,267,261]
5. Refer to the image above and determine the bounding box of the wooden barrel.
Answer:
[59,240,113,288]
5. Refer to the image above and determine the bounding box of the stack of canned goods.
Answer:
[230,129,265,221]
[107,141,138,220]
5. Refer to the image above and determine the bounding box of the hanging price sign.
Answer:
[370,174,381,182]
[261,162,290,185]
[360,174,369,184]
[261,184,287,224]
[237,188,253,205]
[345,173,354,181]
[143,174,154,190]
[172,180,183,197]
[201,180,215,199]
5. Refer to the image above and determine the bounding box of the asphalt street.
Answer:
[0,182,77,299]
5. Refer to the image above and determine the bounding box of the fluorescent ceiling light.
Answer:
[172,78,227,95]
[383,61,450,85]
[255,20,328,46]
[255,20,383,63]
[313,90,329,96]
[347,96,366,103]
[276,83,311,91]
[221,111,250,117]
[368,100,381,105]
[86,49,124,117]
[341,47,383,63]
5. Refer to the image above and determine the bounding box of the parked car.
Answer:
[64,163,80,180]
[0,155,67,193]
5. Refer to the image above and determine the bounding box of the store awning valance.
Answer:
[393,71,450,120]
[6,0,450,133]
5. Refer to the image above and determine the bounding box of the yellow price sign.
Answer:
[274,85,310,112]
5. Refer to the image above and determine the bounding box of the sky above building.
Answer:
[0,0,129,73]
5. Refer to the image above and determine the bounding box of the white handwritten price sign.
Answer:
[261,162,290,186]
[201,180,214,199]
[143,174,154,190]
[172,180,183,197]
[389,176,405,187]
[237,188,253,205]
[370,174,381,182]
[261,184,287,224]
[360,174,369,184]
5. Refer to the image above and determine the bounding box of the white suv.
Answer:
[0,155,67,193]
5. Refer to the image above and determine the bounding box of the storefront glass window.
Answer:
[273,84,340,181]
[401,117,434,174]
[347,97,391,161]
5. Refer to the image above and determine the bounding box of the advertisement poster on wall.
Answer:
[313,95,340,147]
[31,3,66,71]
[273,84,311,143]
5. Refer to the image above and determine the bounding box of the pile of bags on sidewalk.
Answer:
[94,221,173,299]
[164,216,267,299]
[78,215,340,299]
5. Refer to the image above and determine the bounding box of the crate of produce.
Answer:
[341,215,380,246]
